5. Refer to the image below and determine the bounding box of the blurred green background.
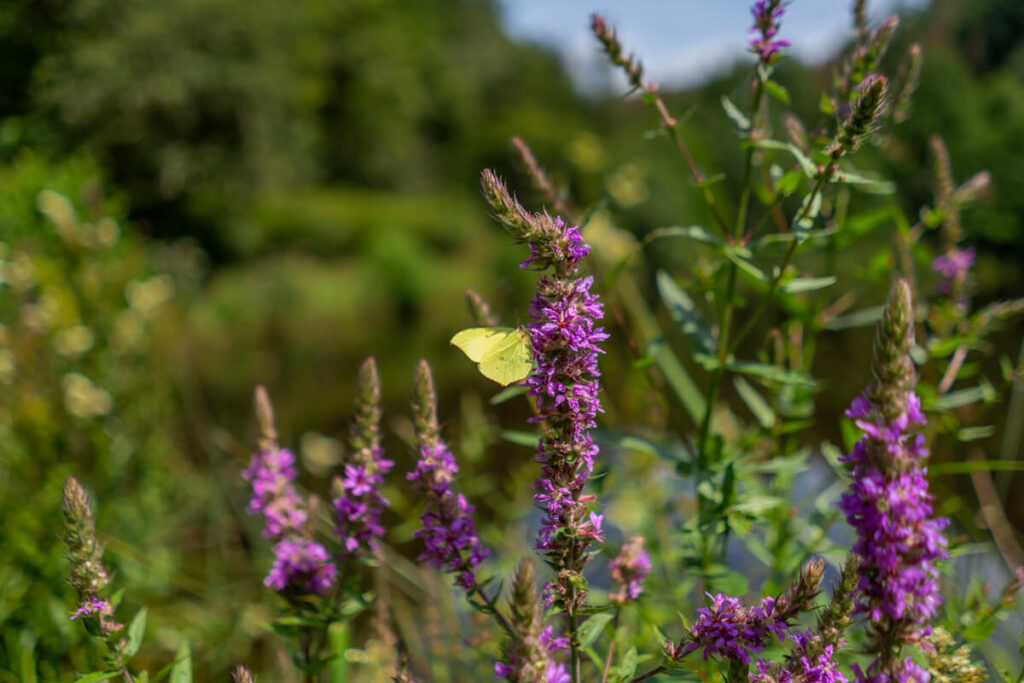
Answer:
[1,0,1022,679]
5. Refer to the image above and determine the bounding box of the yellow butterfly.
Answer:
[450,327,534,386]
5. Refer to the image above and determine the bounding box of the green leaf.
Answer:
[578,612,614,649]
[489,384,527,405]
[169,643,191,683]
[720,95,751,131]
[819,92,836,116]
[957,425,996,442]
[500,430,539,448]
[729,361,816,386]
[734,377,775,428]
[833,168,895,194]
[753,139,816,177]
[730,496,782,515]
[656,271,716,354]
[643,225,726,248]
[764,80,790,104]
[723,248,766,282]
[616,647,638,683]
[929,380,997,411]
[822,305,884,331]
[74,673,121,682]
[795,190,822,238]
[931,460,1024,475]
[780,276,836,294]
[774,169,804,196]
[123,607,148,658]
[961,619,996,642]
[653,347,706,424]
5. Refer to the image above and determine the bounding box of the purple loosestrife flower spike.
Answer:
[749,0,790,64]
[837,15,899,110]
[681,560,822,666]
[839,280,949,678]
[62,476,122,637]
[408,360,489,591]
[481,171,609,611]
[333,357,393,557]
[609,535,651,604]
[495,558,570,681]
[243,387,336,594]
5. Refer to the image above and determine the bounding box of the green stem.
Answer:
[728,170,831,354]
[648,97,732,238]
[471,585,514,637]
[627,665,667,682]
[696,262,739,571]
[735,78,766,238]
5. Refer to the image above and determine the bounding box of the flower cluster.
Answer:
[851,658,932,683]
[932,247,974,295]
[70,596,113,621]
[684,593,791,664]
[243,387,336,594]
[526,219,608,602]
[243,447,307,538]
[839,281,948,675]
[265,539,337,594]
[672,561,823,668]
[608,535,651,604]
[333,357,393,557]
[495,559,570,683]
[752,631,847,683]
[481,169,609,612]
[494,626,570,682]
[749,0,790,63]
[409,360,489,590]
[62,476,122,637]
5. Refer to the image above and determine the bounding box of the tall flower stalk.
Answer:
[333,356,393,557]
[243,387,336,594]
[408,359,489,591]
[482,170,608,679]
[839,279,949,681]
[63,476,122,640]
[494,558,570,683]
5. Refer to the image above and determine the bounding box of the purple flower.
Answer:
[242,442,337,594]
[544,662,571,683]
[931,247,974,294]
[522,217,608,611]
[408,443,489,590]
[609,535,652,604]
[852,659,931,683]
[684,593,791,664]
[839,392,948,636]
[783,631,848,683]
[495,625,570,682]
[265,539,338,594]
[70,596,112,621]
[333,357,393,557]
[749,0,790,63]
[333,451,393,556]
[243,448,308,539]
[527,271,608,550]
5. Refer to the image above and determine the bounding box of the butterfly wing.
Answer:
[451,327,511,362]
[478,328,534,386]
